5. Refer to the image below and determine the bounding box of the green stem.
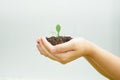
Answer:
[58,32,60,37]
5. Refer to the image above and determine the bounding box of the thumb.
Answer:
[53,40,75,53]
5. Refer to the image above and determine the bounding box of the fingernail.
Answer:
[37,41,40,44]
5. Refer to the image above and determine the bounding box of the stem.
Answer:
[58,32,60,37]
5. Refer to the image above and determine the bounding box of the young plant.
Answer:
[56,24,61,37]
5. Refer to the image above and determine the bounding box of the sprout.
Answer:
[56,24,61,37]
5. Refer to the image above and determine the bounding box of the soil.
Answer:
[46,36,72,45]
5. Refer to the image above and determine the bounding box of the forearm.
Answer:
[88,43,120,80]
[84,56,114,79]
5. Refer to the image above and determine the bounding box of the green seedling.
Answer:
[56,24,61,37]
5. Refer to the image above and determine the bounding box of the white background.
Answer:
[0,0,120,80]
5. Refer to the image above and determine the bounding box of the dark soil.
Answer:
[46,36,72,45]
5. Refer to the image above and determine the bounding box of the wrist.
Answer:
[84,40,96,57]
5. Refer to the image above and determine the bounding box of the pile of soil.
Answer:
[46,36,72,45]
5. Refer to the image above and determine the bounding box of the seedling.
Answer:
[47,24,72,45]
[56,24,61,37]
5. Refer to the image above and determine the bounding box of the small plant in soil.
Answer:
[46,24,72,45]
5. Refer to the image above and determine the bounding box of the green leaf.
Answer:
[56,24,61,36]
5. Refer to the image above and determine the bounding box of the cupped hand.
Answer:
[36,37,91,64]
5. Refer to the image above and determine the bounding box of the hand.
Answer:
[36,37,91,64]
[37,37,120,80]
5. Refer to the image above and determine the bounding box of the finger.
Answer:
[41,37,55,53]
[37,42,48,56]
[38,38,60,61]
[53,40,75,53]
[37,44,56,61]
[36,37,42,44]
[54,37,86,53]
[54,51,81,63]
[36,44,45,55]
[42,37,75,53]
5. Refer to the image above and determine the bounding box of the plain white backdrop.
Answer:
[0,0,120,80]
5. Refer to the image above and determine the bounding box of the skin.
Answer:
[36,37,120,80]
